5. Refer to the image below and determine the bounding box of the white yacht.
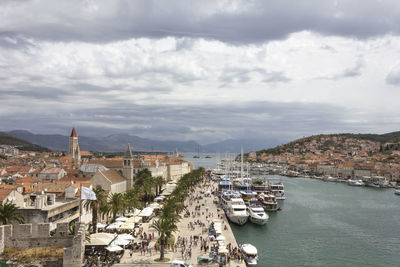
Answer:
[240,243,258,265]
[225,198,248,225]
[269,179,285,200]
[247,204,269,225]
[220,190,241,211]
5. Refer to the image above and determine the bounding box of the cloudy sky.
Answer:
[1,0,400,146]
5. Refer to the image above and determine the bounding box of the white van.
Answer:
[170,259,193,267]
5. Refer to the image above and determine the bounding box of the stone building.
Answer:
[91,169,127,194]
[68,128,81,168]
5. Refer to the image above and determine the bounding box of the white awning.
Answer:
[117,233,135,240]
[139,207,154,217]
[87,233,116,246]
[105,245,124,252]
[116,216,128,222]
[112,238,130,246]
[216,235,225,241]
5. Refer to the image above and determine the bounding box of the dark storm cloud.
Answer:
[1,0,400,44]
[0,96,360,144]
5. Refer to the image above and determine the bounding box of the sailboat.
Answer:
[193,145,200,158]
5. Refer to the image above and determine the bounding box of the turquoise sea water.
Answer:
[184,154,400,267]
[231,175,400,267]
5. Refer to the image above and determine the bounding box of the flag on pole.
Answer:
[81,186,97,200]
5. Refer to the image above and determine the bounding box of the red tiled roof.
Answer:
[99,170,125,184]
[70,128,77,137]
[0,189,12,202]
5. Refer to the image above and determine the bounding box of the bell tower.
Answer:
[68,127,81,167]
[123,143,134,189]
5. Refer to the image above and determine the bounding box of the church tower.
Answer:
[68,127,81,167]
[123,143,134,189]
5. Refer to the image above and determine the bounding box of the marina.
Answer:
[187,153,400,267]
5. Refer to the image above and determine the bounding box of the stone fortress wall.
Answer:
[0,222,85,267]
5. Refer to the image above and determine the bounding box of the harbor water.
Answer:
[184,154,400,267]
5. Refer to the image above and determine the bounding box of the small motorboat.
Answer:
[240,243,258,265]
[395,190,400,195]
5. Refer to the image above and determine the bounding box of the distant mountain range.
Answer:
[0,132,51,152]
[6,130,278,153]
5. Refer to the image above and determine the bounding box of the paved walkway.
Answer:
[118,177,245,267]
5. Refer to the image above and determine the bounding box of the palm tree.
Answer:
[151,218,177,261]
[108,193,124,221]
[0,203,24,225]
[153,176,165,196]
[142,177,155,204]
[123,188,140,212]
[83,187,107,233]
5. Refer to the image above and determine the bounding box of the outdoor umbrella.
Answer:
[105,245,124,252]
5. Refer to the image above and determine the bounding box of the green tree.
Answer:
[153,176,165,196]
[151,218,178,261]
[0,203,24,225]
[108,193,124,221]
[123,188,140,212]
[83,187,107,233]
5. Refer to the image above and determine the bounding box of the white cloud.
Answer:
[1,28,400,143]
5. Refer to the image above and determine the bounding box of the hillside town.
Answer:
[247,135,400,184]
[0,128,197,266]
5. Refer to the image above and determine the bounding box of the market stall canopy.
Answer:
[126,216,142,223]
[216,235,225,241]
[116,216,128,222]
[96,223,107,229]
[139,207,154,217]
[118,233,134,240]
[105,245,124,252]
[112,238,130,246]
[106,221,124,230]
[119,223,136,230]
[87,233,116,246]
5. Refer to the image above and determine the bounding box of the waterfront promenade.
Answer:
[118,178,245,267]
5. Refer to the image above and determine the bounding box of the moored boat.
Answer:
[257,193,279,212]
[247,202,269,225]
[348,179,365,186]
[225,198,248,225]
[240,243,258,265]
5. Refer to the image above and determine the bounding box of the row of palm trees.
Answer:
[84,169,167,233]
[151,167,206,261]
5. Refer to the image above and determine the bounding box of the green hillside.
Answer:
[252,131,400,157]
[0,132,51,152]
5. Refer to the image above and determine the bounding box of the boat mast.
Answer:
[241,146,244,179]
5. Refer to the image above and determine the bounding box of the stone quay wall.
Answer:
[0,222,85,267]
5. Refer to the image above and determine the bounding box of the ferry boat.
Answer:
[269,179,285,200]
[257,193,279,211]
[225,198,248,225]
[247,201,269,225]
[240,243,258,265]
